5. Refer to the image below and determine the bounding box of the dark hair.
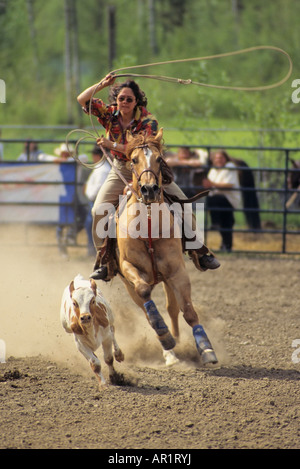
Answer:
[210,149,230,163]
[25,141,38,151]
[108,80,148,108]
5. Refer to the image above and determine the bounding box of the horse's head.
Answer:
[126,128,164,204]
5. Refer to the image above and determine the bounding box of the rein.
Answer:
[147,207,158,285]
[130,143,163,285]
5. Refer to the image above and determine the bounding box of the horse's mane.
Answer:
[126,133,164,158]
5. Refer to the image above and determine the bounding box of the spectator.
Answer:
[165,146,205,167]
[202,150,241,252]
[85,145,111,202]
[84,145,111,256]
[18,141,42,162]
[38,143,78,162]
[40,143,90,257]
[165,147,208,198]
[229,155,261,230]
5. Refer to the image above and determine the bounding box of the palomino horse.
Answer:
[115,129,218,366]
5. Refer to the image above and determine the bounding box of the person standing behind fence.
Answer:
[202,150,241,252]
[18,141,43,162]
[84,145,111,256]
[40,143,90,257]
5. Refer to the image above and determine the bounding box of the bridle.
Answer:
[129,144,163,203]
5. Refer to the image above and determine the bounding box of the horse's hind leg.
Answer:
[167,273,218,365]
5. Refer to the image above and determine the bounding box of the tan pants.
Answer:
[92,159,208,254]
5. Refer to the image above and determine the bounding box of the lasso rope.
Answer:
[66,45,293,169]
[111,45,293,91]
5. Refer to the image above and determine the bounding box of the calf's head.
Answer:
[69,279,109,334]
[69,279,98,329]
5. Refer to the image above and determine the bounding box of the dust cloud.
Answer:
[0,225,226,375]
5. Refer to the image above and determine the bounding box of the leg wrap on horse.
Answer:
[193,325,218,364]
[144,300,176,350]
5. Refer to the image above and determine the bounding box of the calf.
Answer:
[60,274,124,387]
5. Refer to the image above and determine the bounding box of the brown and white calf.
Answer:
[60,274,124,387]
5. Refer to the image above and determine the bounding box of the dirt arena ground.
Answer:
[0,225,300,450]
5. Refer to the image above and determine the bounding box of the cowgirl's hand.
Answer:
[99,73,116,88]
[97,136,114,150]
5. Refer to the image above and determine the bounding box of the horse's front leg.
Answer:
[121,260,152,302]
[121,260,176,351]
[162,282,180,339]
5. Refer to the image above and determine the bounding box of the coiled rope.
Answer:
[66,45,293,169]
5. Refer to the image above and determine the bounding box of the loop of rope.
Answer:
[111,45,293,91]
[66,45,293,170]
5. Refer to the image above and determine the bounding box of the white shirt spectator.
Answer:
[208,162,241,209]
[85,160,111,201]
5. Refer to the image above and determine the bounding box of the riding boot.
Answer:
[90,242,117,282]
[89,247,109,281]
[188,245,220,272]
[90,263,108,281]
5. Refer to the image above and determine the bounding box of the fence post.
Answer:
[203,146,211,244]
[73,161,78,240]
[282,149,290,254]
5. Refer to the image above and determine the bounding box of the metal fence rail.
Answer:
[0,138,300,254]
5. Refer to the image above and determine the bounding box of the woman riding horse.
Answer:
[77,74,220,280]
[115,129,218,365]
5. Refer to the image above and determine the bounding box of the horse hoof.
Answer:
[193,324,218,364]
[201,349,218,365]
[158,331,176,350]
[163,350,179,366]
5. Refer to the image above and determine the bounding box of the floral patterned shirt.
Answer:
[83,99,158,161]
